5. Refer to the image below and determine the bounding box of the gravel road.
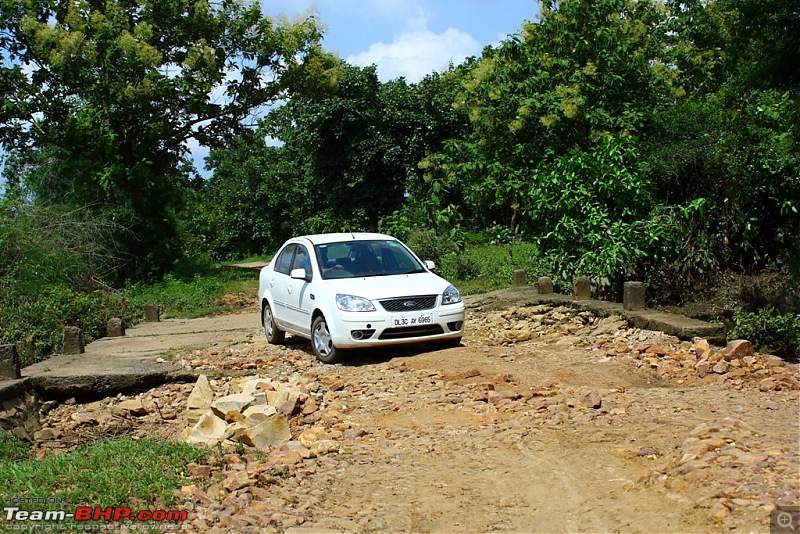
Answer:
[33,300,800,533]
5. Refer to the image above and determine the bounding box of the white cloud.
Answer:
[347,25,479,82]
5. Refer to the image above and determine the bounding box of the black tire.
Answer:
[311,315,345,363]
[262,302,285,344]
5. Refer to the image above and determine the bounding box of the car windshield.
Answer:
[315,240,427,279]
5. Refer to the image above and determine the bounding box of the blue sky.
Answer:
[264,0,539,82]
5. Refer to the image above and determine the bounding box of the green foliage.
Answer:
[404,229,461,266]
[0,239,256,365]
[0,199,121,297]
[1,0,337,277]
[524,136,687,294]
[440,243,545,295]
[0,438,209,506]
[0,198,136,365]
[729,309,800,361]
[1,285,134,367]
[424,0,679,233]
[483,223,521,245]
[125,263,257,320]
[0,431,30,463]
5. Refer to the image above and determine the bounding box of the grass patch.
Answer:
[125,264,257,319]
[0,431,30,463]
[440,243,547,295]
[0,437,208,506]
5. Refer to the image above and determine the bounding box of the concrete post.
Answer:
[144,304,160,322]
[623,281,646,311]
[512,269,527,287]
[0,344,21,380]
[62,326,84,355]
[107,317,125,337]
[537,277,554,295]
[573,276,591,301]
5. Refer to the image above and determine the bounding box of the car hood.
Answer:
[321,272,451,300]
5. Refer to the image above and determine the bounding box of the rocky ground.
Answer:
[30,303,800,533]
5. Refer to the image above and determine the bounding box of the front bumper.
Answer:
[329,303,465,349]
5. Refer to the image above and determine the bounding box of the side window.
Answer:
[274,244,296,275]
[292,246,312,277]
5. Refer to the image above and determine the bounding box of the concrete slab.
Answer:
[17,313,261,398]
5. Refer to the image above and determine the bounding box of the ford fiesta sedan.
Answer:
[258,233,465,363]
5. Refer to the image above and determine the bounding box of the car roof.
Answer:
[295,233,397,246]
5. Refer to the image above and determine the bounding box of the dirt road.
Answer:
[35,301,799,533]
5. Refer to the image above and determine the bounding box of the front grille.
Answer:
[379,324,444,340]
[379,295,437,312]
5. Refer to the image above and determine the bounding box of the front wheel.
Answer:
[262,302,285,344]
[311,315,345,364]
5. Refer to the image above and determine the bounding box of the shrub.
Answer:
[440,252,481,281]
[404,229,461,266]
[729,308,800,361]
[0,286,135,366]
[439,242,546,294]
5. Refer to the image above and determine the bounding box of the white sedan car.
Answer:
[258,233,465,363]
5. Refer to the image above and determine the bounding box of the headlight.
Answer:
[442,285,462,305]
[336,294,376,312]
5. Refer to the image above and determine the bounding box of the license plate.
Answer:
[392,313,434,327]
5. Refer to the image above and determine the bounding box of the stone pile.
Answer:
[0,392,41,441]
[32,384,190,452]
[593,331,799,391]
[466,304,625,345]
[465,303,799,391]
[181,374,309,450]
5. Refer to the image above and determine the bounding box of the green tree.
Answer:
[198,63,473,257]
[0,0,337,277]
[188,132,308,259]
[427,0,682,233]
[264,64,409,232]
[646,0,800,277]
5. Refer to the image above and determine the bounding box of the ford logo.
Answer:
[403,300,417,308]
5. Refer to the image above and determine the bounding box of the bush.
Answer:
[0,286,135,366]
[440,252,481,281]
[729,308,800,361]
[404,229,461,266]
[439,242,546,294]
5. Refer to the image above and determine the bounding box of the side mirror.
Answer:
[424,260,436,270]
[290,268,311,281]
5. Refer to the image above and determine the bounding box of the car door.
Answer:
[283,244,314,334]
[269,243,297,328]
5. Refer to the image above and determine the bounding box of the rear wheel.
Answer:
[311,315,344,363]
[262,302,285,344]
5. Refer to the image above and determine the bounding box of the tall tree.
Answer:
[0,0,338,277]
[265,64,428,232]
[426,0,681,233]
[647,0,800,275]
